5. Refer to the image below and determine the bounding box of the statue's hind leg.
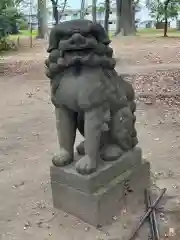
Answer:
[52,106,77,166]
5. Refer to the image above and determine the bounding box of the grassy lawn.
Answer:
[137,28,180,37]
[1,27,180,52]
[0,30,38,52]
[110,28,180,38]
[8,30,38,41]
[9,28,180,41]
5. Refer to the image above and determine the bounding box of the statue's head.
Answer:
[45,19,116,79]
[47,19,111,53]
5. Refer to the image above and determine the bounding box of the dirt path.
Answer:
[0,70,180,240]
[1,37,180,239]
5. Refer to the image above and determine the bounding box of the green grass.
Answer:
[5,27,180,48]
[137,28,180,37]
[8,29,37,40]
[109,31,114,39]
[20,29,37,36]
[0,29,38,52]
[8,28,180,40]
[110,28,180,38]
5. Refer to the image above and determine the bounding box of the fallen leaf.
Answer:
[168,227,176,237]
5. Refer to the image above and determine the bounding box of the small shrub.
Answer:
[17,19,28,30]
[0,15,10,40]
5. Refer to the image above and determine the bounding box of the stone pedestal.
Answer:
[50,147,150,226]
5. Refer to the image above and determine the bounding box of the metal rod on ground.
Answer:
[128,188,167,240]
[148,190,160,240]
[144,189,156,240]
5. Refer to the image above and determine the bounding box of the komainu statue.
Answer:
[45,19,138,175]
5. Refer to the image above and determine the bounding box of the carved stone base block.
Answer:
[50,148,150,226]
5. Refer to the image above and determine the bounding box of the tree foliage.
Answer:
[147,0,180,22]
[147,0,180,37]
[0,0,25,41]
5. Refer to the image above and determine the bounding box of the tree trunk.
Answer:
[120,0,135,36]
[132,0,137,32]
[163,0,170,37]
[115,0,122,35]
[53,5,59,25]
[59,0,68,22]
[50,0,59,25]
[104,0,110,33]
[37,0,47,38]
[80,0,86,19]
[92,0,97,23]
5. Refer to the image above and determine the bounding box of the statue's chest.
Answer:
[54,71,106,111]
[54,76,82,111]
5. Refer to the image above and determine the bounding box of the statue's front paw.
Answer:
[75,156,97,175]
[52,148,73,167]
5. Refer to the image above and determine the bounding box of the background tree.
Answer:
[0,14,10,43]
[147,0,180,36]
[0,0,27,49]
[164,0,171,36]
[163,0,180,37]
[147,0,163,23]
[120,0,135,36]
[115,0,139,36]
[0,0,25,36]
[92,0,97,22]
[59,0,68,21]
[51,0,58,24]
[115,0,122,35]
[132,0,141,31]
[80,0,86,19]
[50,0,68,25]
[104,0,110,32]
[37,0,47,38]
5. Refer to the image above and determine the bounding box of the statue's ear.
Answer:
[47,24,70,52]
[47,26,61,53]
[90,23,111,44]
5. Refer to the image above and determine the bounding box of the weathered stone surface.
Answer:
[46,19,138,175]
[51,161,150,226]
[50,147,142,194]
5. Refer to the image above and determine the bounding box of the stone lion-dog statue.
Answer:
[45,19,138,175]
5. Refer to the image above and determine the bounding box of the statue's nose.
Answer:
[70,33,86,45]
